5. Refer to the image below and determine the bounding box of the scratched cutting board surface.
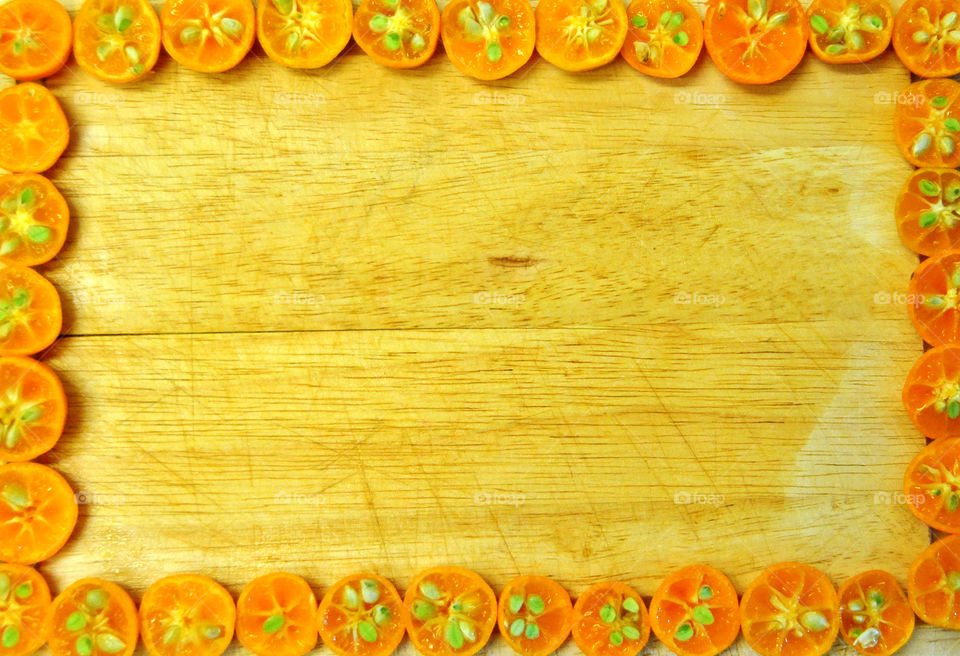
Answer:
[5,0,955,650]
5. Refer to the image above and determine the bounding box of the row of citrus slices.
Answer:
[8,560,960,656]
[5,0,960,82]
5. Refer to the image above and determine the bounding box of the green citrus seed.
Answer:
[810,14,829,32]
[509,618,525,637]
[919,179,941,196]
[509,595,523,613]
[412,600,436,621]
[608,631,623,646]
[358,621,378,643]
[262,614,285,634]
[76,636,93,656]
[675,622,694,641]
[66,612,87,632]
[2,627,20,649]
[692,605,714,625]
[524,622,540,640]
[599,604,616,623]
[622,625,640,640]
[526,595,545,615]
[622,597,640,613]
[631,14,647,27]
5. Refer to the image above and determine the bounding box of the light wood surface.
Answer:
[1,1,943,651]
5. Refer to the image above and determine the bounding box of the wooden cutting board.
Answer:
[8,0,952,651]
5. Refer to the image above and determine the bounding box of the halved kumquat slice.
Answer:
[0,265,60,357]
[902,345,960,439]
[0,564,50,656]
[895,78,960,167]
[0,174,68,267]
[353,0,440,68]
[236,573,317,656]
[74,0,162,83]
[908,534,960,628]
[838,570,913,656]
[0,355,65,462]
[161,0,255,72]
[649,565,738,656]
[47,579,138,656]
[904,437,960,533]
[441,0,535,80]
[0,0,72,81]
[141,575,235,656]
[621,0,703,78]
[740,563,839,656]
[0,463,76,564]
[403,567,496,656]
[896,168,960,256]
[893,0,960,77]
[571,581,649,656]
[498,576,572,656]
[0,83,68,174]
[535,0,627,71]
[704,0,808,84]
[317,573,405,656]
[907,249,960,346]
[257,0,352,68]
[807,0,891,64]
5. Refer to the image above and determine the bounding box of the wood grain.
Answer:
[0,1,939,651]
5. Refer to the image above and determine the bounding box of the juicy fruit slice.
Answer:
[571,581,650,656]
[908,534,960,628]
[317,573,405,656]
[894,0,960,77]
[0,356,66,462]
[0,462,76,564]
[74,0,162,83]
[534,0,628,71]
[704,0,809,84]
[896,168,960,256]
[403,567,497,656]
[353,0,440,68]
[0,265,61,357]
[895,79,960,168]
[0,83,68,174]
[161,0,255,73]
[140,575,235,656]
[0,564,50,656]
[0,174,68,267]
[904,437,960,532]
[440,0,536,80]
[838,570,913,656]
[257,0,353,68]
[236,573,317,656]
[807,0,892,64]
[649,565,739,656]
[740,562,839,656]
[621,0,703,77]
[47,579,138,656]
[0,0,72,81]
[498,576,573,656]
[902,345,960,439]
[907,249,960,346]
